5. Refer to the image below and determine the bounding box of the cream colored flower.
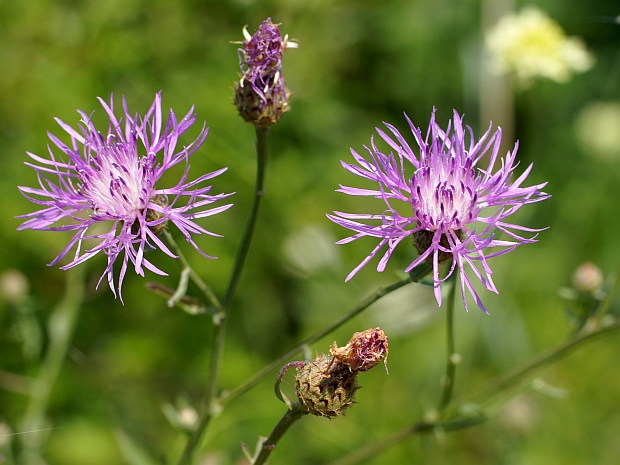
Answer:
[485,7,595,85]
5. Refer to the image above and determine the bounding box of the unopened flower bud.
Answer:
[295,354,359,417]
[330,327,389,372]
[233,18,296,126]
[572,262,604,294]
[0,269,30,304]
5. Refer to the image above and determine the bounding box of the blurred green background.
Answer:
[1,0,620,464]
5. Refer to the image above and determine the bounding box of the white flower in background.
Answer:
[575,101,620,160]
[485,7,595,85]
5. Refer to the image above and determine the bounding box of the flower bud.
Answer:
[295,354,359,417]
[233,18,296,126]
[0,269,30,304]
[571,262,604,294]
[234,77,290,127]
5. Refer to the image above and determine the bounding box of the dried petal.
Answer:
[330,327,389,373]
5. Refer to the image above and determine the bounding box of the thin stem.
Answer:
[223,125,270,307]
[177,126,270,465]
[252,403,307,465]
[327,416,486,465]
[220,276,414,404]
[437,274,458,411]
[462,317,620,407]
[328,317,620,465]
[275,362,306,409]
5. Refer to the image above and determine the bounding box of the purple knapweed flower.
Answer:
[328,109,550,312]
[17,92,233,299]
[234,18,297,126]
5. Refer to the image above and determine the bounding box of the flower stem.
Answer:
[177,126,270,465]
[327,415,485,465]
[328,316,620,465]
[437,274,458,411]
[251,403,307,465]
[220,276,413,405]
[462,317,620,407]
[223,125,270,307]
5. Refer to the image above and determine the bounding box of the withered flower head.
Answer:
[330,327,389,373]
[295,354,359,417]
[288,327,389,417]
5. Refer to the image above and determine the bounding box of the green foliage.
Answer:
[1,0,620,464]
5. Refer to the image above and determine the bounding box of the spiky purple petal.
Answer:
[17,92,234,300]
[328,109,550,312]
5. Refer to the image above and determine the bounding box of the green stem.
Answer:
[19,268,85,461]
[437,274,458,411]
[592,264,619,322]
[328,317,620,465]
[327,415,486,465]
[252,403,307,465]
[220,276,414,404]
[222,125,270,308]
[177,126,270,465]
[461,317,620,407]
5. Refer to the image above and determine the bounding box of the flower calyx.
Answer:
[278,327,389,417]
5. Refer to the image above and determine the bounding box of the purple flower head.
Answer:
[328,109,550,312]
[17,92,234,299]
[234,18,297,126]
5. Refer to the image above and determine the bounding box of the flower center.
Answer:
[410,155,479,232]
[80,142,153,222]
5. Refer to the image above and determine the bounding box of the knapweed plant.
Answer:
[7,16,620,465]
[17,92,234,300]
[328,109,549,312]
